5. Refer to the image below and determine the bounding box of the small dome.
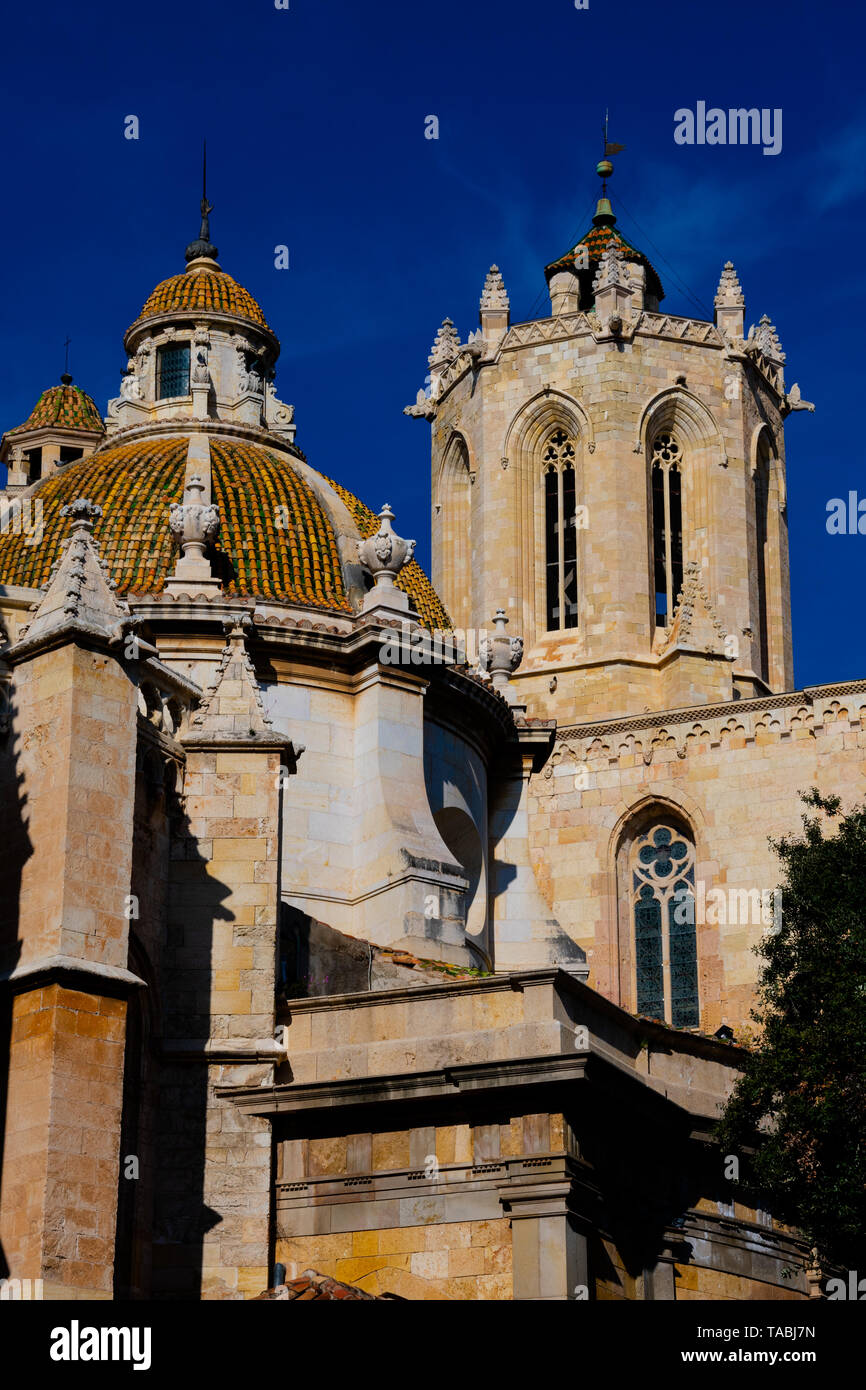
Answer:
[0,436,450,629]
[545,222,665,304]
[4,379,104,438]
[130,265,273,337]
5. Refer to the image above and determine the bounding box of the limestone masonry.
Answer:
[0,161,857,1299]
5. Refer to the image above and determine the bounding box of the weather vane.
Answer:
[599,111,625,197]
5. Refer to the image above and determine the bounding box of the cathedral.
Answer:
[0,157,861,1302]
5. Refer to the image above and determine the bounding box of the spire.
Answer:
[185,141,220,264]
[751,314,785,364]
[480,266,509,314]
[186,618,278,742]
[714,261,744,309]
[428,317,462,368]
[660,561,728,657]
[9,499,133,656]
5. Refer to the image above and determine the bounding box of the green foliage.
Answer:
[717,790,866,1268]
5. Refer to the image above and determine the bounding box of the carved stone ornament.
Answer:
[169,476,220,562]
[192,349,209,385]
[120,361,142,399]
[482,608,524,702]
[357,504,416,588]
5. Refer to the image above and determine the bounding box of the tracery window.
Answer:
[543,428,578,631]
[631,823,699,1028]
[651,432,683,626]
[157,343,190,399]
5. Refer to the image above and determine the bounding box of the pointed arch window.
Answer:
[631,823,699,1028]
[651,433,683,626]
[543,428,578,631]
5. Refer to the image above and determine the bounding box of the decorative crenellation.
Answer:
[499,311,722,354]
[536,682,866,782]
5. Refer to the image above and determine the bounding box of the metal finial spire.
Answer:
[185,140,219,264]
[61,335,72,385]
[594,112,624,224]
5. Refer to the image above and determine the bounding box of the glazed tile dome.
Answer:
[131,265,273,336]
[545,219,664,304]
[0,436,450,628]
[4,379,104,438]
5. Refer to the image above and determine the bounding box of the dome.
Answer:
[0,436,450,629]
[129,264,273,338]
[3,378,104,439]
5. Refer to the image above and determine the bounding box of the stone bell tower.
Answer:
[406,153,814,725]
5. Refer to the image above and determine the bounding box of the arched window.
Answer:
[651,432,683,627]
[630,823,699,1028]
[543,428,578,631]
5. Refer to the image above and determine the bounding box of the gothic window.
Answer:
[651,433,684,626]
[157,343,190,399]
[543,428,578,631]
[630,823,699,1028]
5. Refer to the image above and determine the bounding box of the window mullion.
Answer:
[663,464,673,620]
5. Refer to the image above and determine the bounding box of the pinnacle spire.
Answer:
[185,140,219,264]
[480,265,509,314]
[428,318,462,368]
[8,499,133,656]
[714,261,744,309]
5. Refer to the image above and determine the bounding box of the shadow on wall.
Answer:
[487,769,588,973]
[0,682,28,1283]
[148,758,235,1300]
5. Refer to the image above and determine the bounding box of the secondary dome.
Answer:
[3,377,103,439]
[131,264,273,336]
[0,436,450,628]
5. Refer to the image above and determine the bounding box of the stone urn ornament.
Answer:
[357,504,416,612]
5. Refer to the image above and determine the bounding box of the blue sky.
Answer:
[0,0,862,687]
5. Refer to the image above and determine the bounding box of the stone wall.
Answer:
[522,681,866,1028]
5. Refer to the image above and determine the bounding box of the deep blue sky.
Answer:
[1,0,862,688]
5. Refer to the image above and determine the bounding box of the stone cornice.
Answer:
[556,677,866,742]
[97,415,307,463]
[0,953,146,998]
[221,1048,723,1138]
[272,965,743,1063]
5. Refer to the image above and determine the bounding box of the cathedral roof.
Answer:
[545,219,665,303]
[4,377,104,438]
[0,435,450,628]
[545,151,665,303]
[130,263,273,338]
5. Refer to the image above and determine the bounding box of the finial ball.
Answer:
[596,159,614,179]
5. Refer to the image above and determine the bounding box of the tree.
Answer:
[717,789,866,1270]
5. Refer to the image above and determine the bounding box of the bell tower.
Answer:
[407,150,813,724]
